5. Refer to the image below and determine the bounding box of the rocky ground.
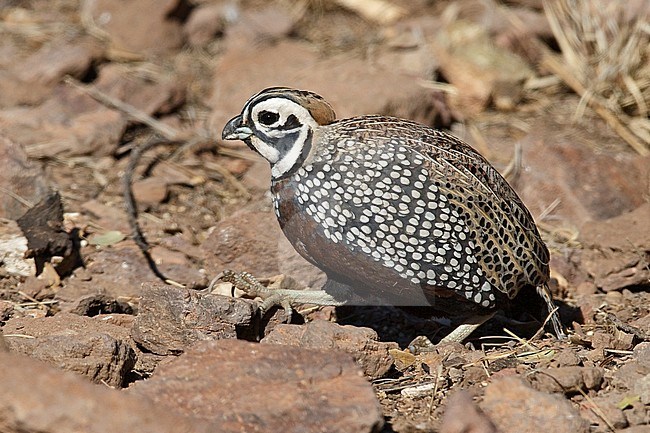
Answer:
[1,0,649,432]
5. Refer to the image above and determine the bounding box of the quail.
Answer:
[221,87,564,342]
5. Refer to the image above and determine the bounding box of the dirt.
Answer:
[0,1,649,432]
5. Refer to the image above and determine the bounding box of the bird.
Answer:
[221,86,564,343]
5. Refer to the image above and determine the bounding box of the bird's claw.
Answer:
[216,270,294,323]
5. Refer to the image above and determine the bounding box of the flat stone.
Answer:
[201,208,325,289]
[0,350,214,433]
[439,390,497,433]
[128,339,384,433]
[0,135,50,220]
[80,0,185,55]
[209,39,448,138]
[528,366,604,394]
[480,376,588,433]
[2,313,135,387]
[57,241,206,306]
[262,320,397,379]
[131,283,257,355]
[578,204,650,292]
[183,3,227,46]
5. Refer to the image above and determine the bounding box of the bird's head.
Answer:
[222,87,336,178]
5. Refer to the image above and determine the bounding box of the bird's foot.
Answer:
[212,270,344,322]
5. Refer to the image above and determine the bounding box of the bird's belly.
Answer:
[271,179,492,313]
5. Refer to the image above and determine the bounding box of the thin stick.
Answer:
[64,76,182,141]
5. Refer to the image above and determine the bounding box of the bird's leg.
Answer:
[438,313,496,344]
[213,270,344,322]
[537,283,566,339]
[407,313,496,353]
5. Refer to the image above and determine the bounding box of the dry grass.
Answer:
[544,0,650,153]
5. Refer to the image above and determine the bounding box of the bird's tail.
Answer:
[537,283,566,339]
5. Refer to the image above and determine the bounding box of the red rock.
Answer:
[183,3,227,46]
[222,3,296,50]
[2,313,135,387]
[0,35,102,107]
[0,350,214,433]
[16,36,102,88]
[80,0,185,55]
[0,85,126,158]
[131,283,257,355]
[517,118,649,227]
[579,393,629,430]
[439,390,497,433]
[431,20,533,116]
[577,204,650,292]
[528,366,604,393]
[262,320,398,379]
[132,177,169,206]
[201,208,325,288]
[0,135,50,220]
[0,62,185,159]
[480,376,589,433]
[209,39,449,138]
[57,241,206,305]
[93,63,185,117]
[128,339,384,433]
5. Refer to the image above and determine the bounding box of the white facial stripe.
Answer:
[272,127,309,177]
[249,136,280,163]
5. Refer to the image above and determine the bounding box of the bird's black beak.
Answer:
[222,115,253,141]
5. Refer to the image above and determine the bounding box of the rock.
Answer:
[0,35,102,107]
[578,204,650,292]
[0,84,126,159]
[16,191,76,276]
[132,177,169,207]
[617,427,650,433]
[517,116,649,229]
[222,3,297,50]
[128,339,384,433]
[0,63,185,159]
[201,208,326,288]
[528,366,604,394]
[0,218,35,277]
[439,390,497,433]
[635,374,650,405]
[57,241,205,305]
[0,329,7,352]
[431,20,534,116]
[60,293,134,316]
[209,39,449,138]
[262,320,398,379]
[183,3,227,46]
[131,283,257,355]
[14,35,101,89]
[0,301,14,323]
[0,135,50,220]
[93,63,185,118]
[480,376,588,433]
[80,0,186,55]
[579,393,629,430]
[633,342,650,370]
[0,350,214,433]
[2,313,136,387]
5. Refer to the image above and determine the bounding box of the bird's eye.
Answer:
[258,111,280,126]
